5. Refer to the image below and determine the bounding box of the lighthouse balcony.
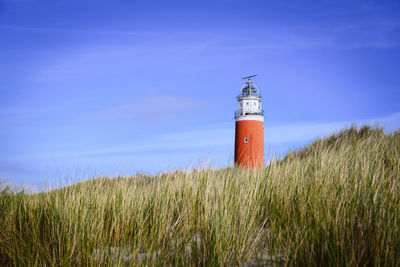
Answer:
[234,110,264,118]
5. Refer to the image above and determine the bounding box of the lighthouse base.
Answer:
[234,120,264,169]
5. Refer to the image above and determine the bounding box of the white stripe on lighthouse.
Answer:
[235,115,264,122]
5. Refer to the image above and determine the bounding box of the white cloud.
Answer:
[0,25,174,37]
[91,96,208,123]
[2,112,399,192]
[265,112,400,144]
[26,112,399,159]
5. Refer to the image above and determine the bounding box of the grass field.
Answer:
[0,126,399,266]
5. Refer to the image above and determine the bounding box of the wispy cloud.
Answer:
[0,25,175,37]
[2,113,399,192]
[265,112,400,145]
[18,112,399,160]
[90,96,212,124]
[0,93,213,129]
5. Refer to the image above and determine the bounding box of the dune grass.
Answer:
[0,125,399,266]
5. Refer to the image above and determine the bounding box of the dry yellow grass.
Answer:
[0,126,399,266]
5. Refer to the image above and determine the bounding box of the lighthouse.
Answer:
[234,75,264,168]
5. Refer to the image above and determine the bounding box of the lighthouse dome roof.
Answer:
[238,82,260,98]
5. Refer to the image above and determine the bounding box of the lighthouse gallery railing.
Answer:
[234,110,264,118]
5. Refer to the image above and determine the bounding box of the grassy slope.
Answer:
[0,126,399,266]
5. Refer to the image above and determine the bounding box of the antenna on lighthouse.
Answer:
[242,74,257,80]
[242,74,257,86]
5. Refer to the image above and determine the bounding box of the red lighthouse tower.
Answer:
[234,75,264,169]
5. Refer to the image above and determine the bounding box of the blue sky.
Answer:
[1,0,400,191]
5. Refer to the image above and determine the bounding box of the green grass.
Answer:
[0,125,399,266]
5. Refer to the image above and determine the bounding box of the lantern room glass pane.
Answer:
[238,83,260,98]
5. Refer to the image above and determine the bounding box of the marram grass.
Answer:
[0,126,399,266]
